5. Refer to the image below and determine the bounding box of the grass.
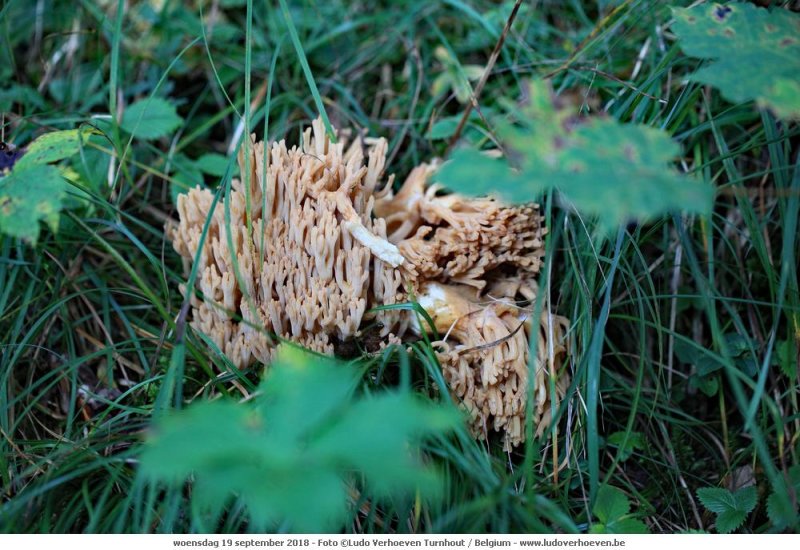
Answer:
[1,0,798,534]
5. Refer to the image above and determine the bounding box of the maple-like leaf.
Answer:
[0,128,94,243]
[672,2,800,119]
[140,346,459,532]
[436,80,713,233]
[0,164,66,243]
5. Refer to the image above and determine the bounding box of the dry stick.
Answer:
[447,0,523,151]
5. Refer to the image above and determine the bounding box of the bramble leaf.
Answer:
[436,80,712,233]
[697,486,757,533]
[0,164,66,243]
[121,97,183,139]
[15,128,94,170]
[140,346,459,532]
[672,2,800,119]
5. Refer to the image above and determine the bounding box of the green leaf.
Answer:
[140,346,459,533]
[0,164,66,243]
[436,80,713,233]
[604,518,649,534]
[773,339,798,380]
[15,129,92,170]
[697,486,757,533]
[432,46,482,104]
[592,486,649,534]
[689,373,719,397]
[607,431,644,462]
[428,117,460,140]
[195,153,231,177]
[593,485,631,524]
[121,97,183,140]
[766,465,800,530]
[169,154,204,206]
[672,2,800,119]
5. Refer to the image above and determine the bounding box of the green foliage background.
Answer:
[0,0,798,535]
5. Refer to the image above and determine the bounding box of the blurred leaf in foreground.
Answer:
[140,346,458,532]
[436,80,712,233]
[672,2,800,120]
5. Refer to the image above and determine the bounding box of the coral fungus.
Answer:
[171,119,569,449]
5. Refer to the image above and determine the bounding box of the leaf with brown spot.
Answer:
[673,2,800,119]
[0,164,66,243]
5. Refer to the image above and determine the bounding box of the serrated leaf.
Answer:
[766,465,800,529]
[592,486,649,534]
[715,508,748,534]
[121,97,183,140]
[15,129,93,170]
[774,339,798,380]
[697,487,737,514]
[140,346,459,533]
[0,164,66,243]
[672,2,800,119]
[436,80,713,233]
[697,486,757,533]
[593,485,631,523]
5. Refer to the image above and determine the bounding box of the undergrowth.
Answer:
[0,0,798,534]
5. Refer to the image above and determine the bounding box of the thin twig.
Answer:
[447,0,524,151]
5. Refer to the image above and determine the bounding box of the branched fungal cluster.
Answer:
[171,119,569,449]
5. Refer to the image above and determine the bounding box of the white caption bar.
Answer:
[0,534,797,549]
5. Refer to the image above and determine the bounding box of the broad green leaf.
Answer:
[428,117,460,140]
[591,486,649,534]
[697,486,757,533]
[121,97,183,140]
[436,80,713,233]
[672,2,800,119]
[169,153,204,206]
[0,164,66,243]
[766,465,800,530]
[140,346,459,533]
[688,373,719,397]
[427,112,488,141]
[195,153,231,177]
[589,517,649,535]
[773,339,798,380]
[15,129,93,170]
[607,431,644,462]
[593,485,631,524]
